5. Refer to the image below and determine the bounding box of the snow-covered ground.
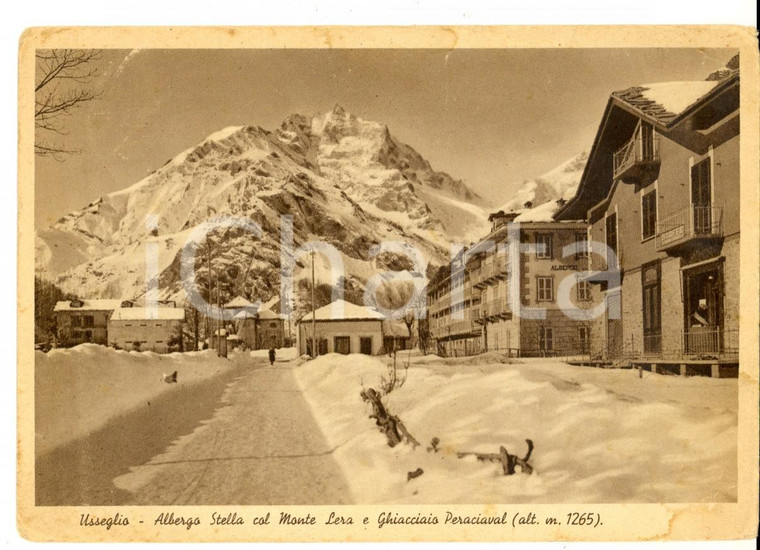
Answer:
[34,344,247,456]
[294,352,737,504]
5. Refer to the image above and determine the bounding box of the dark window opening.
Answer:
[605,213,618,269]
[334,336,351,355]
[539,327,554,352]
[642,189,657,240]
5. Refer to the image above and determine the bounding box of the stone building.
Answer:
[428,209,598,357]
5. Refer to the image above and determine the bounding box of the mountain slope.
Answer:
[36,107,491,308]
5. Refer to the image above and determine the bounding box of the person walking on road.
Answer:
[268,347,276,366]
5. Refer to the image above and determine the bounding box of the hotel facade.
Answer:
[428,211,599,357]
[556,59,740,375]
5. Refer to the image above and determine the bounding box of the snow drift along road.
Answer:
[35,344,242,457]
[295,353,737,504]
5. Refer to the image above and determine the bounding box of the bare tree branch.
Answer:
[34,49,103,158]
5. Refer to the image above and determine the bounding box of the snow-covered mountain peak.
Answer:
[36,108,491,303]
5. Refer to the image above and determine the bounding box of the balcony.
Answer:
[655,206,723,253]
[432,310,481,338]
[475,256,508,287]
[481,298,511,320]
[449,319,476,336]
[471,306,482,323]
[471,267,486,289]
[613,135,660,182]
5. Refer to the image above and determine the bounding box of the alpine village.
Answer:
[33,52,742,507]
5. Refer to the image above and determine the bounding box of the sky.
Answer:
[34,48,734,229]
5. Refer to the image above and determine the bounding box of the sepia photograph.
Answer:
[16,26,759,542]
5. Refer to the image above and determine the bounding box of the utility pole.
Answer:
[205,241,212,348]
[311,250,317,359]
[216,276,221,357]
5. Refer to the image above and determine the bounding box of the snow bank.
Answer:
[295,353,737,504]
[35,344,241,456]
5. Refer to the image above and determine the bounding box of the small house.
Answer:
[298,299,398,356]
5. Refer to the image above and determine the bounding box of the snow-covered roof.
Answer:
[54,299,122,312]
[299,299,385,322]
[512,199,563,222]
[257,309,284,320]
[224,296,255,309]
[233,310,256,320]
[612,80,722,125]
[233,308,283,320]
[110,307,185,321]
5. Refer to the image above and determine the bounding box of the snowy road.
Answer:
[114,358,353,505]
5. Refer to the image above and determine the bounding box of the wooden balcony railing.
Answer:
[613,136,660,181]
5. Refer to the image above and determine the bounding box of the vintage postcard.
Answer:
[17,26,759,542]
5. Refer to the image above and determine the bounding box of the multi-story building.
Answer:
[428,209,598,357]
[427,251,482,356]
[556,58,739,376]
[53,299,122,346]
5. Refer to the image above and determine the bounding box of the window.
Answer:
[536,276,554,302]
[334,336,351,355]
[640,122,656,161]
[155,340,164,344]
[579,327,590,353]
[155,323,162,327]
[605,212,618,269]
[71,315,82,328]
[539,327,554,352]
[574,233,589,259]
[270,322,277,328]
[125,324,132,327]
[691,158,713,234]
[140,323,147,327]
[641,189,657,240]
[306,338,328,356]
[535,233,553,259]
[577,280,591,301]
[82,315,95,328]
[360,337,373,355]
